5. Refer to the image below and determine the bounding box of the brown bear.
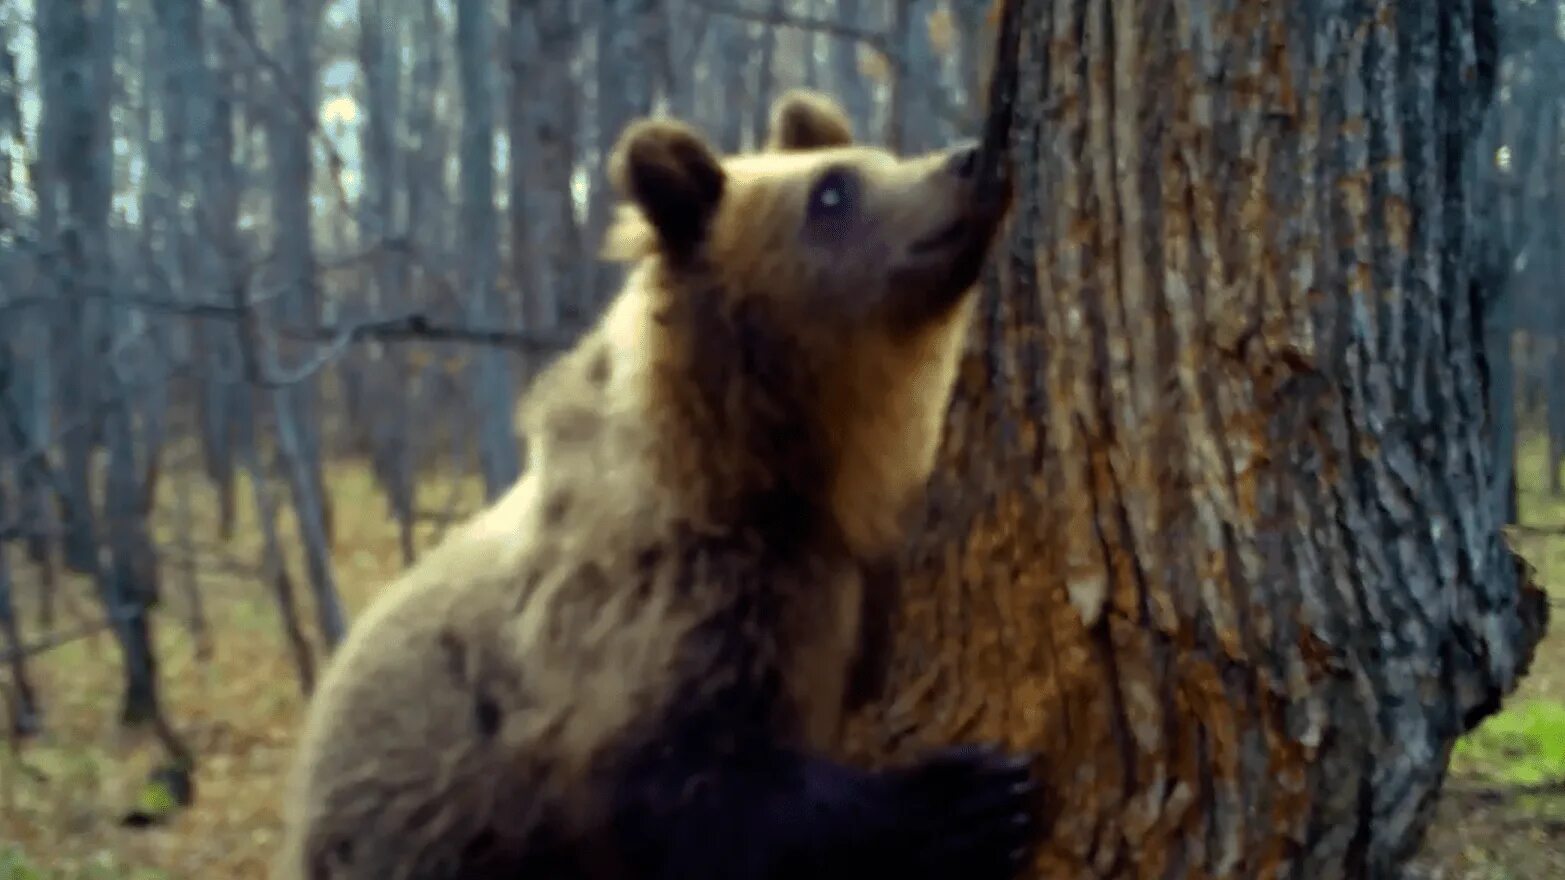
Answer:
[275,89,1036,880]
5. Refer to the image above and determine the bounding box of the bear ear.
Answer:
[765,90,855,152]
[608,119,725,260]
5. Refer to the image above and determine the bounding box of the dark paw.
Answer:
[890,744,1042,880]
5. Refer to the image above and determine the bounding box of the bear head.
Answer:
[598,89,1012,554]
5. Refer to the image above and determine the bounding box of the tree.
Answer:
[841,1,1551,877]
[456,0,521,499]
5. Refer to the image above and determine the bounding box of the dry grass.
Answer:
[0,450,488,879]
[0,438,1560,878]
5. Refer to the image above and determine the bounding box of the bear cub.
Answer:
[276,89,1040,880]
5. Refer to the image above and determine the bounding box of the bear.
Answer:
[274,89,1036,880]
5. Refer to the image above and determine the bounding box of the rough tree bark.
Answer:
[842,2,1550,878]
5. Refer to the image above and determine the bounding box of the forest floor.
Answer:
[0,440,1561,879]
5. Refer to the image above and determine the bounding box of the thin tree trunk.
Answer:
[265,0,335,547]
[1548,335,1565,496]
[591,0,658,304]
[843,2,1549,878]
[0,548,42,739]
[360,0,417,564]
[239,435,316,694]
[800,0,821,90]
[887,0,939,152]
[952,0,988,125]
[37,0,104,576]
[750,0,784,148]
[271,385,347,649]
[172,468,209,659]
[456,0,521,500]
[0,442,42,738]
[198,0,243,542]
[102,369,164,726]
[830,0,872,137]
[706,15,752,153]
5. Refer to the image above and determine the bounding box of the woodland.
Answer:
[0,0,1561,878]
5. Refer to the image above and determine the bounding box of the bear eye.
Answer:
[808,168,857,220]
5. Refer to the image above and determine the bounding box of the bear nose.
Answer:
[945,141,981,179]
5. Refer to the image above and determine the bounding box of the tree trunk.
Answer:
[591,0,658,305]
[265,0,334,546]
[239,434,317,694]
[887,0,940,152]
[456,0,522,500]
[800,0,821,90]
[102,371,164,727]
[37,0,105,576]
[829,0,873,136]
[197,0,244,542]
[952,0,990,123]
[704,13,751,153]
[750,0,784,149]
[842,2,1550,878]
[0,430,43,738]
[1548,335,1565,496]
[360,0,418,564]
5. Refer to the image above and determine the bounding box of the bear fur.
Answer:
[275,90,1036,880]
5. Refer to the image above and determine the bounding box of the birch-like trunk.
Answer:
[844,2,1550,877]
[360,0,417,563]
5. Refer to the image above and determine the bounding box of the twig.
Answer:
[212,0,354,220]
[694,0,973,131]
[289,312,577,352]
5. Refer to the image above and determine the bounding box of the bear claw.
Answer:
[886,744,1043,880]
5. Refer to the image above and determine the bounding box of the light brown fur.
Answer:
[276,89,1009,880]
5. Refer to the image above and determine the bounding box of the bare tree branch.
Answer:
[212,0,354,219]
[693,0,974,131]
[693,0,890,53]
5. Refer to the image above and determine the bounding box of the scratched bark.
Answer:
[841,1,1551,877]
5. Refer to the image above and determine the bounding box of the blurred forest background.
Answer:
[0,0,1558,877]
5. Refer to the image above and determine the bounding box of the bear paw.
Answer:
[887,744,1042,880]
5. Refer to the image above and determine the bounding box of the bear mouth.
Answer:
[909,218,970,255]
